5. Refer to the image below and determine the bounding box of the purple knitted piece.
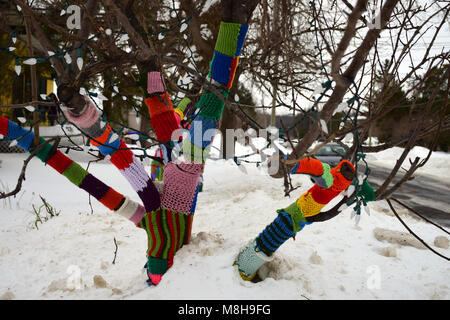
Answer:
[79,173,110,200]
[65,97,99,128]
[138,184,162,212]
[121,157,152,192]
[147,72,165,95]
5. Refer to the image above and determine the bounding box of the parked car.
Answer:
[311,143,347,167]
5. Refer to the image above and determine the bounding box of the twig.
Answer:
[0,138,57,199]
[112,237,118,264]
[390,197,450,236]
[386,198,449,261]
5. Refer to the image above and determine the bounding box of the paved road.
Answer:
[368,165,450,228]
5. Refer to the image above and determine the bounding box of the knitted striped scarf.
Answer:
[0,116,146,224]
[63,97,161,213]
[256,158,355,256]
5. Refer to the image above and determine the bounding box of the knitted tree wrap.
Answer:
[181,136,211,164]
[255,210,310,256]
[235,240,272,280]
[188,116,217,149]
[214,22,248,58]
[145,93,174,118]
[329,160,355,192]
[2,118,34,151]
[196,91,227,120]
[0,116,129,213]
[147,256,169,275]
[238,159,356,268]
[150,110,181,143]
[115,196,146,224]
[277,201,307,233]
[65,98,99,129]
[161,161,203,214]
[65,101,161,212]
[147,71,165,95]
[360,180,375,202]
[138,207,193,259]
[176,97,192,114]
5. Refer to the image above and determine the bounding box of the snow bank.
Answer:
[0,151,449,300]
[365,146,450,180]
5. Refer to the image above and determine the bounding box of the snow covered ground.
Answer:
[0,146,449,300]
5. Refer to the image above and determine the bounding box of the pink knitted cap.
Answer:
[161,161,203,214]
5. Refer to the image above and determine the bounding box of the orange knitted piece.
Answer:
[330,160,355,192]
[145,93,174,118]
[99,188,124,211]
[293,158,324,176]
[91,125,112,146]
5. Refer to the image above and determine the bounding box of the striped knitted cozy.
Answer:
[0,116,146,224]
[235,159,355,280]
[63,100,161,213]
[137,207,194,260]
[254,158,355,256]
[145,72,180,144]
[181,22,248,164]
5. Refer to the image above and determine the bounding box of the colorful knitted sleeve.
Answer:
[284,159,356,229]
[235,159,356,278]
[62,98,160,213]
[144,71,181,144]
[181,22,248,164]
[290,157,333,189]
[0,116,146,225]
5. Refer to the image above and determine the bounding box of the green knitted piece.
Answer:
[34,137,54,163]
[321,163,333,189]
[181,136,210,163]
[278,201,306,233]
[215,22,242,57]
[360,180,375,202]
[197,91,227,119]
[62,162,89,186]
[147,256,169,275]
[177,97,192,113]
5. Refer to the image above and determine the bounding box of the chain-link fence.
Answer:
[0,139,26,153]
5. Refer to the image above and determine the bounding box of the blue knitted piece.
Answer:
[256,211,312,255]
[235,25,249,56]
[189,184,200,214]
[210,51,233,85]
[7,121,34,151]
[188,116,217,149]
[96,132,121,156]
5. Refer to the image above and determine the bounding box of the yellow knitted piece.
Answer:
[174,108,184,120]
[297,192,325,217]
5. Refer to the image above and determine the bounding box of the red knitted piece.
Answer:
[294,157,324,175]
[150,111,181,143]
[0,116,8,136]
[309,185,341,204]
[110,140,134,170]
[47,150,74,174]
